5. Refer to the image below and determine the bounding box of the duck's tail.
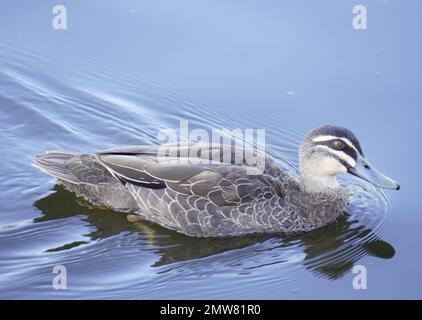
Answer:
[33,151,81,184]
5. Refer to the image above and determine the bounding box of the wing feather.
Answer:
[95,143,281,207]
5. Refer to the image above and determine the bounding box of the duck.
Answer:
[33,125,400,237]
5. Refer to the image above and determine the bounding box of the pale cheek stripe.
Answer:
[312,135,359,154]
[315,145,357,167]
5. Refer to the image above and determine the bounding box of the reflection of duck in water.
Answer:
[33,125,399,237]
[34,185,395,279]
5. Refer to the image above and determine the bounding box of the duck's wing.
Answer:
[98,142,265,167]
[96,145,277,206]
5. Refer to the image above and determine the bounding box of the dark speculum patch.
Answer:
[118,176,166,189]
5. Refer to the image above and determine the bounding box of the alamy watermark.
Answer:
[352,264,367,290]
[353,5,367,30]
[52,265,67,290]
[156,120,266,175]
[52,5,67,30]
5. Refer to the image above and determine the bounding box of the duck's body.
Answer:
[33,125,399,237]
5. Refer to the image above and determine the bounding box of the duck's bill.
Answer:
[349,155,400,190]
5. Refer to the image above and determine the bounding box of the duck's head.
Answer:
[299,125,400,193]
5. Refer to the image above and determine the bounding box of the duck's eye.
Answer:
[332,140,344,150]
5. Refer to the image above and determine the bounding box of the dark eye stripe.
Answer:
[315,141,358,162]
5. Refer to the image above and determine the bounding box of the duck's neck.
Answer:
[299,174,341,193]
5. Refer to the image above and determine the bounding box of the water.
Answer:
[0,0,421,299]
